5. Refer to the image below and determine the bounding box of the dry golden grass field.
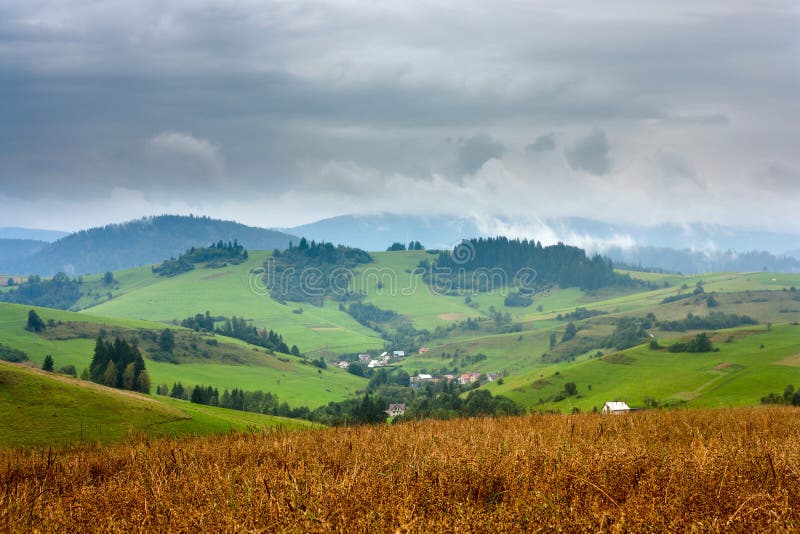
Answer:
[2,407,799,532]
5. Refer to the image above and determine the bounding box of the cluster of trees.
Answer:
[604,315,654,350]
[504,292,533,307]
[180,311,217,332]
[552,381,579,402]
[0,342,28,363]
[215,316,298,356]
[661,282,706,304]
[666,332,715,353]
[386,241,424,251]
[344,302,398,327]
[425,238,634,292]
[153,240,248,277]
[760,385,800,406]
[177,311,299,355]
[266,238,373,305]
[658,312,757,331]
[89,337,151,393]
[0,273,82,309]
[556,307,607,321]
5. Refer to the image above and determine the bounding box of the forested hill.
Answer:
[425,237,634,291]
[1,215,298,276]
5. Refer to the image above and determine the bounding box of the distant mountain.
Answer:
[284,213,800,273]
[0,239,48,266]
[547,217,800,256]
[283,214,483,250]
[0,227,69,242]
[1,215,298,276]
[603,247,800,275]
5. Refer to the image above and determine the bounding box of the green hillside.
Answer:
[0,360,315,449]
[83,251,384,357]
[9,248,796,417]
[487,324,800,412]
[0,302,366,408]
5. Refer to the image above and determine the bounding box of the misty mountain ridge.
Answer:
[0,227,69,242]
[283,213,798,251]
[2,212,797,276]
[0,239,48,264]
[1,215,297,276]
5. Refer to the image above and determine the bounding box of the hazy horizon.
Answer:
[1,1,798,234]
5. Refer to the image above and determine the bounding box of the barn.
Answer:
[602,401,631,414]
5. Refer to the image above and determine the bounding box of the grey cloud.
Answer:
[0,1,798,233]
[457,134,505,175]
[658,151,695,179]
[526,133,557,153]
[565,129,612,175]
[756,162,799,192]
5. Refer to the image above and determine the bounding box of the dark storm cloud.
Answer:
[0,1,798,232]
[526,133,557,153]
[565,129,612,175]
[457,134,505,175]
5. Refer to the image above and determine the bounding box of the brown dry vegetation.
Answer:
[2,407,800,533]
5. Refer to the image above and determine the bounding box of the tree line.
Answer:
[153,240,248,277]
[387,241,424,251]
[658,312,757,331]
[180,311,299,356]
[0,273,82,310]
[423,237,635,292]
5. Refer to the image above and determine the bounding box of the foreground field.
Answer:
[2,407,799,532]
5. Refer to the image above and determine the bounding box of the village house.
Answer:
[602,401,631,414]
[486,372,502,382]
[418,347,429,354]
[410,373,434,387]
[358,354,372,365]
[458,372,481,385]
[393,350,405,357]
[336,361,349,369]
[385,403,407,417]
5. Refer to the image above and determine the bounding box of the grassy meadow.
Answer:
[0,361,314,449]
[0,302,366,408]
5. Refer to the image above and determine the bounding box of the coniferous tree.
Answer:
[136,370,151,394]
[26,310,46,332]
[103,361,118,387]
[42,354,54,372]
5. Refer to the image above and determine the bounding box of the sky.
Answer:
[1,0,798,233]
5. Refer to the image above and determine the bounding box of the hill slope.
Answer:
[0,302,367,408]
[0,360,315,448]
[1,215,298,276]
[0,238,47,264]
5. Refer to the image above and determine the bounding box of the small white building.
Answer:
[393,350,405,357]
[602,401,631,414]
[336,361,350,369]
